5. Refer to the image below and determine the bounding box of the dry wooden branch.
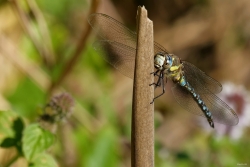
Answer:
[131,6,154,167]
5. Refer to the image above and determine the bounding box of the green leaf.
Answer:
[22,124,55,161]
[0,112,24,152]
[0,111,18,139]
[0,137,16,148]
[13,117,25,140]
[28,153,58,167]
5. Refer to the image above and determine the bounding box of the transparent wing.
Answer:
[154,41,169,55]
[88,13,137,49]
[93,40,163,79]
[183,61,222,94]
[171,85,239,126]
[93,40,136,78]
[88,13,169,54]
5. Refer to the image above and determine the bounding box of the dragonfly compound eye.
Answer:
[165,55,173,66]
[154,54,165,69]
[163,55,173,69]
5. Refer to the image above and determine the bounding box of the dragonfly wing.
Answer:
[89,13,169,55]
[88,13,137,49]
[201,91,239,125]
[172,85,239,125]
[114,59,135,79]
[172,85,203,116]
[93,40,136,79]
[183,61,222,94]
[154,41,169,55]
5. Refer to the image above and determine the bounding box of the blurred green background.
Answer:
[0,0,250,166]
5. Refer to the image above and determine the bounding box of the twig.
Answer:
[48,0,99,93]
[9,0,53,66]
[131,6,154,167]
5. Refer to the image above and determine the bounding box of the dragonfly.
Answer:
[88,13,239,128]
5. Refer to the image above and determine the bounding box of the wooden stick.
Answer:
[131,6,154,167]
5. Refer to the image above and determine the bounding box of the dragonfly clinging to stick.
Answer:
[88,13,239,128]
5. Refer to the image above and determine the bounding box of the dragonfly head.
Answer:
[154,53,165,70]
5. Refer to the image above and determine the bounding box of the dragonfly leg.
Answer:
[149,70,161,87]
[150,71,165,104]
[149,76,161,87]
[150,70,160,77]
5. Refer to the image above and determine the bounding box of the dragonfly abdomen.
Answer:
[179,76,215,128]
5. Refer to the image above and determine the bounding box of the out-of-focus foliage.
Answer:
[0,112,56,167]
[30,153,58,167]
[22,124,55,161]
[6,77,45,118]
[0,0,250,167]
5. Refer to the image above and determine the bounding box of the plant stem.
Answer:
[48,0,99,93]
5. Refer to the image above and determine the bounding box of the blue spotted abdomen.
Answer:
[179,76,214,128]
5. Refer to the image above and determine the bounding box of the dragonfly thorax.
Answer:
[163,54,184,83]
